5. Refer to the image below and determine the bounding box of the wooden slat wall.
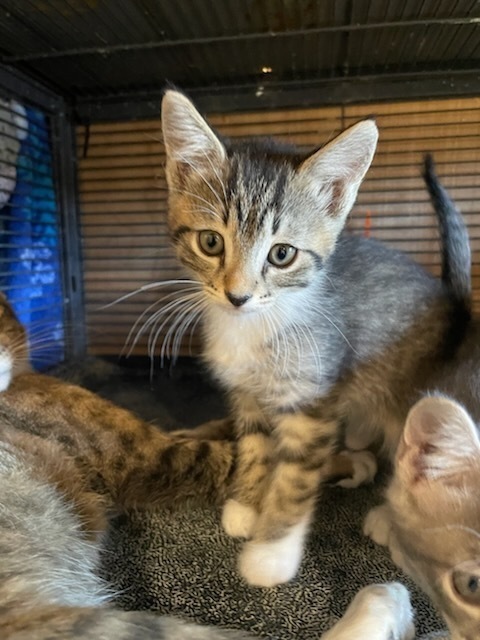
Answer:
[77,96,480,358]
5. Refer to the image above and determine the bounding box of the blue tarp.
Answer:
[1,105,65,369]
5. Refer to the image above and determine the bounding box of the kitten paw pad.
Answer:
[336,450,377,488]
[238,537,303,587]
[363,504,392,547]
[222,499,257,538]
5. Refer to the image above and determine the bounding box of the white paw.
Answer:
[353,583,415,640]
[238,520,307,587]
[323,582,414,640]
[221,499,258,538]
[363,504,392,547]
[336,450,377,488]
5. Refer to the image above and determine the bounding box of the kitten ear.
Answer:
[399,396,480,482]
[297,119,378,221]
[161,90,226,186]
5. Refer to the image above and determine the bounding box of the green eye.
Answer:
[452,561,480,605]
[198,230,224,256]
[268,244,297,268]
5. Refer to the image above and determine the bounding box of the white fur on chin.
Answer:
[238,519,308,587]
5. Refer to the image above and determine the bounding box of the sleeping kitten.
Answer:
[0,295,416,639]
[161,90,470,587]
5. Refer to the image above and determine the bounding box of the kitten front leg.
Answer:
[239,412,337,586]
[221,392,274,539]
[321,583,415,640]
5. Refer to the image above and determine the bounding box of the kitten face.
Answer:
[388,396,480,640]
[161,90,378,316]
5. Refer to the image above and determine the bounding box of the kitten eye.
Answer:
[198,230,224,256]
[268,244,297,268]
[452,561,480,605]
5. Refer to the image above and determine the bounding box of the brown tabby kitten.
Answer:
[161,90,468,587]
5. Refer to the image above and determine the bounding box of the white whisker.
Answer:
[122,286,201,356]
[99,279,199,310]
[148,293,203,360]
[424,524,480,541]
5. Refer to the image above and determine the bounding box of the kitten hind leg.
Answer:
[321,583,415,640]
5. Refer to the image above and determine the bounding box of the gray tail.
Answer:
[422,154,472,313]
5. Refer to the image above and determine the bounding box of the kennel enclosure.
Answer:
[0,0,478,365]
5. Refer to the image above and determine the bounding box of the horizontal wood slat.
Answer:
[77,96,480,358]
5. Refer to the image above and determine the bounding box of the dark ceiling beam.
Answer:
[73,70,480,123]
[3,16,479,63]
[0,64,64,112]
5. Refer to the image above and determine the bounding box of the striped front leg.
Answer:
[221,391,274,539]
[238,411,338,587]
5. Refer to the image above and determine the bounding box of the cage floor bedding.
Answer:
[51,357,446,639]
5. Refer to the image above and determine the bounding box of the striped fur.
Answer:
[162,90,472,589]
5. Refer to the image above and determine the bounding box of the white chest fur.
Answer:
[203,307,321,409]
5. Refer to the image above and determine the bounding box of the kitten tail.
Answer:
[422,154,471,315]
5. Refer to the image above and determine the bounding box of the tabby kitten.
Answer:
[161,89,469,587]
[366,396,480,640]
[0,297,417,640]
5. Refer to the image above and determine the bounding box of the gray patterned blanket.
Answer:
[54,357,447,639]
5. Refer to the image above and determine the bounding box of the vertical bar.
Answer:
[51,107,87,359]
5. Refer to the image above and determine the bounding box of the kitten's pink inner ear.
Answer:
[401,396,480,481]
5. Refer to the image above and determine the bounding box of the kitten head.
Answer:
[0,293,30,391]
[161,90,377,316]
[388,396,480,640]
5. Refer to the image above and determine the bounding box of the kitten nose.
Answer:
[225,292,252,307]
